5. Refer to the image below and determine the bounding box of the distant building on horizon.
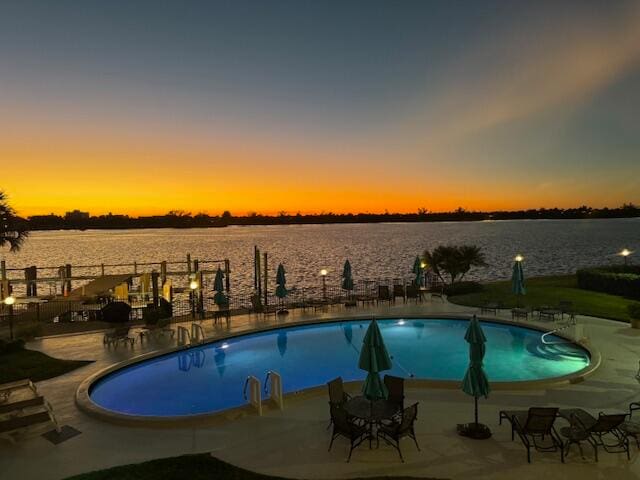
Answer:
[64,210,90,221]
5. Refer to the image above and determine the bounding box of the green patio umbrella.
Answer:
[358,318,392,400]
[213,266,228,306]
[275,263,288,314]
[511,257,526,307]
[342,259,355,305]
[412,256,424,287]
[458,315,492,439]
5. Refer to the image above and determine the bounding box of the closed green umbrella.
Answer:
[511,258,526,307]
[458,315,492,439]
[275,263,288,314]
[275,264,287,298]
[342,259,354,291]
[213,267,228,306]
[342,259,355,305]
[412,256,424,287]
[359,319,392,400]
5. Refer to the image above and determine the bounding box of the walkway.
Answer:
[1,299,639,480]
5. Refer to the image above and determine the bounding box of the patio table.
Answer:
[345,396,398,448]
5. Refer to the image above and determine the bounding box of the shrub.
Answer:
[444,281,484,296]
[0,338,25,354]
[142,298,173,326]
[577,266,640,299]
[629,303,640,320]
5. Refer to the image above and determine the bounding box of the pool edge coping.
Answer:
[75,314,601,428]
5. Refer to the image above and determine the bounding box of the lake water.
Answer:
[2,218,638,296]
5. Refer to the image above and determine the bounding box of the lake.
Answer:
[2,218,638,296]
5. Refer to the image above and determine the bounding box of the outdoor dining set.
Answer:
[327,375,419,462]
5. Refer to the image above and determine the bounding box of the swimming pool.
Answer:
[87,318,591,417]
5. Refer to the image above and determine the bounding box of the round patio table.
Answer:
[345,396,398,422]
[345,396,398,449]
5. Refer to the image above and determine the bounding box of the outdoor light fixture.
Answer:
[620,249,632,265]
[514,254,524,262]
[320,269,328,300]
[420,262,426,269]
[4,295,15,340]
[189,280,199,290]
[221,343,229,349]
[3,295,15,306]
[320,269,328,276]
[398,319,406,325]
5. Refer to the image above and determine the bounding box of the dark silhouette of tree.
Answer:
[423,245,487,285]
[0,191,29,252]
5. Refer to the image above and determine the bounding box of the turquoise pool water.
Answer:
[89,318,590,417]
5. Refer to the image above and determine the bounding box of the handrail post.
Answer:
[264,371,284,410]
[177,325,191,345]
[243,376,262,416]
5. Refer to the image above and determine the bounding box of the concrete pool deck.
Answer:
[1,299,640,480]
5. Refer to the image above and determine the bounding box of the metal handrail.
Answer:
[243,376,251,400]
[264,371,272,394]
[541,318,577,345]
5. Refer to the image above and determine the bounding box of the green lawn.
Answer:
[449,275,636,322]
[65,454,444,480]
[0,347,91,384]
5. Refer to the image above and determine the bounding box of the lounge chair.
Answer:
[384,374,405,413]
[377,403,420,462]
[559,409,629,461]
[103,325,135,347]
[376,285,392,306]
[501,407,563,463]
[393,284,406,303]
[0,401,60,444]
[0,379,38,403]
[328,404,368,462]
[327,377,352,428]
[0,396,45,415]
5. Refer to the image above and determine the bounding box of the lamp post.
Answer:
[320,269,328,301]
[189,279,198,318]
[514,254,524,263]
[621,249,631,266]
[4,295,15,341]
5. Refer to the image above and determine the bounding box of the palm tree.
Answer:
[0,191,28,252]
[423,245,487,285]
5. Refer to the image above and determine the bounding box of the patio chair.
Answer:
[103,325,135,347]
[0,379,38,403]
[327,377,351,429]
[384,374,405,413]
[0,396,45,415]
[510,407,563,463]
[560,410,629,461]
[393,284,406,303]
[376,285,392,306]
[405,285,420,303]
[0,400,60,444]
[430,285,445,301]
[377,403,420,462]
[328,404,368,462]
[557,300,575,320]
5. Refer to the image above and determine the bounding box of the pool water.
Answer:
[89,318,590,416]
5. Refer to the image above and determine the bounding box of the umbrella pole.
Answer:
[474,396,478,426]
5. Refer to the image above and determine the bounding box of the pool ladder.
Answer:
[176,323,206,345]
[242,370,284,416]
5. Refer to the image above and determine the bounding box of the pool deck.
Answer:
[1,299,640,480]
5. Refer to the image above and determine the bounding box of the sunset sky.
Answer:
[2,0,640,216]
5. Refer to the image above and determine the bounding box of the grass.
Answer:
[64,454,445,480]
[0,347,91,384]
[449,274,637,322]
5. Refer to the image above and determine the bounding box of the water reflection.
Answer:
[214,348,226,377]
[277,331,287,357]
[177,350,206,371]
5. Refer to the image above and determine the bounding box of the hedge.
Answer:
[577,265,640,299]
[443,281,484,296]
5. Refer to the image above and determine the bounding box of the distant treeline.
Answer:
[23,204,640,230]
